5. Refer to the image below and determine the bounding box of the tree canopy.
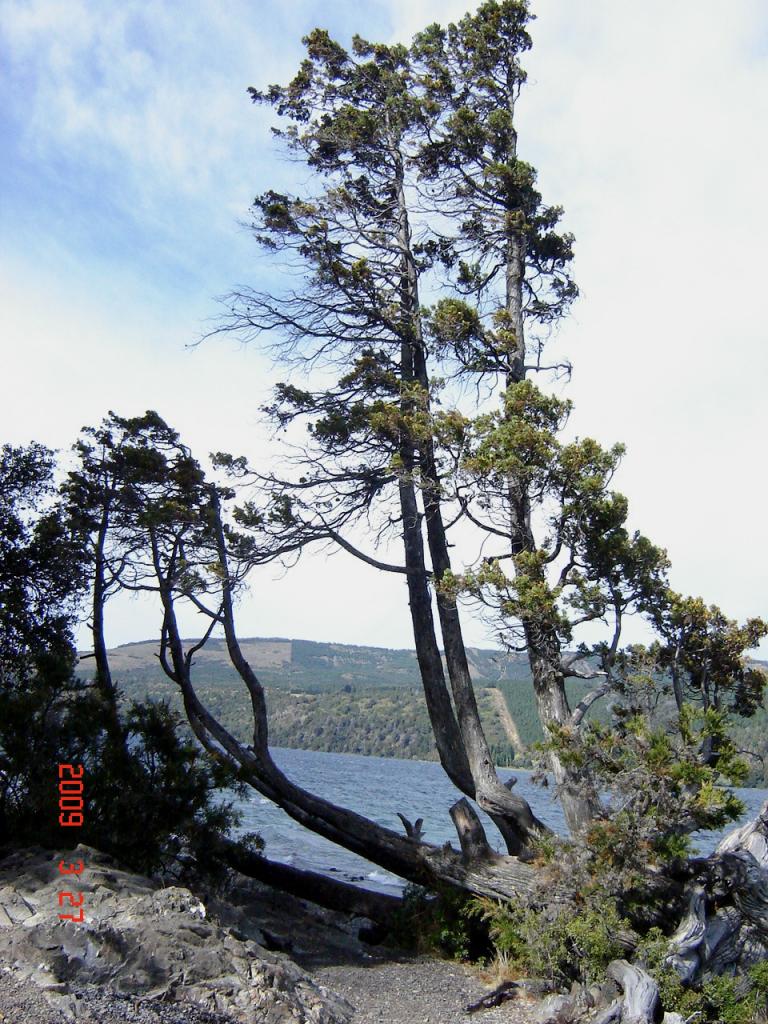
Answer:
[1,3,767,1019]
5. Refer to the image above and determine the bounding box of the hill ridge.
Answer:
[77,636,768,783]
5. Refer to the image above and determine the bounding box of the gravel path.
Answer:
[1,955,537,1024]
[0,967,62,1024]
[313,957,536,1024]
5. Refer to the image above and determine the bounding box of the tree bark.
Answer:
[389,128,548,855]
[526,635,602,833]
[208,836,403,925]
[606,961,659,1024]
[450,798,493,862]
[91,513,114,704]
[90,503,130,758]
[666,800,768,983]
[496,100,601,834]
[397,461,474,796]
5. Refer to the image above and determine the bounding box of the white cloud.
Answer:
[384,0,475,40]
[514,0,768,637]
[385,0,768,648]
[1,0,766,651]
[0,0,296,210]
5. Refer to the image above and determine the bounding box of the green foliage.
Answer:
[0,443,84,689]
[0,677,243,875]
[101,674,519,766]
[469,889,768,1021]
[0,442,85,842]
[547,687,747,893]
[0,438,246,874]
[444,375,671,653]
[390,884,491,961]
[80,698,244,875]
[464,869,768,1020]
[75,629,768,797]
[468,895,629,987]
[412,1,577,325]
[221,5,768,1011]
[635,931,768,1023]
[652,593,768,720]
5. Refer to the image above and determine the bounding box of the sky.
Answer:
[1,0,767,655]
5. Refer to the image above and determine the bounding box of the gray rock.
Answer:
[0,846,352,1024]
[532,993,577,1023]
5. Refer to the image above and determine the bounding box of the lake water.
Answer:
[232,747,768,894]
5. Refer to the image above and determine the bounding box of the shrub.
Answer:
[468,895,629,987]
[389,883,492,962]
[0,680,245,875]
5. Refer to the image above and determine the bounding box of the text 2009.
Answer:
[57,764,85,924]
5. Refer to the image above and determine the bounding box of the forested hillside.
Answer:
[81,637,532,764]
[88,636,530,691]
[82,637,768,782]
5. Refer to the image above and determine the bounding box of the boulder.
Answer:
[0,846,352,1024]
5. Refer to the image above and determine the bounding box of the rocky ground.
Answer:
[312,960,537,1024]
[208,862,540,1024]
[0,845,539,1024]
[0,957,539,1024]
[0,966,240,1023]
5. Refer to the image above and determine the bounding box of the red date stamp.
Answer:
[57,764,85,923]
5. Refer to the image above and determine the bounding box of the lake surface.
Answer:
[231,747,768,894]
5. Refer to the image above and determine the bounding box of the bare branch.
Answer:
[324,525,425,576]
[185,609,222,672]
[561,652,607,682]
[571,681,612,728]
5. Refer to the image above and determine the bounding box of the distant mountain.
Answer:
[77,635,538,765]
[78,635,534,692]
[78,638,768,784]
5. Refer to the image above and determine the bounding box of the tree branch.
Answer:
[571,681,612,728]
[323,525,422,576]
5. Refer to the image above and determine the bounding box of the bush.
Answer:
[0,440,247,877]
[468,895,629,987]
[0,676,244,875]
[389,884,492,962]
[634,928,768,1023]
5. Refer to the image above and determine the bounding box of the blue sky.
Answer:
[2,0,767,653]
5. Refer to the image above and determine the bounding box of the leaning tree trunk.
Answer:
[390,130,549,856]
[525,630,602,833]
[89,505,131,761]
[397,457,475,797]
[153,506,555,907]
[500,182,601,835]
[480,82,604,837]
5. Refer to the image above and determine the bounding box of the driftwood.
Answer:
[717,799,768,866]
[396,812,425,841]
[606,960,659,1024]
[666,885,708,983]
[465,979,519,1013]
[523,804,768,1022]
[209,836,402,925]
[666,799,768,983]
[587,1000,623,1024]
[468,977,559,1015]
[532,993,577,1023]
